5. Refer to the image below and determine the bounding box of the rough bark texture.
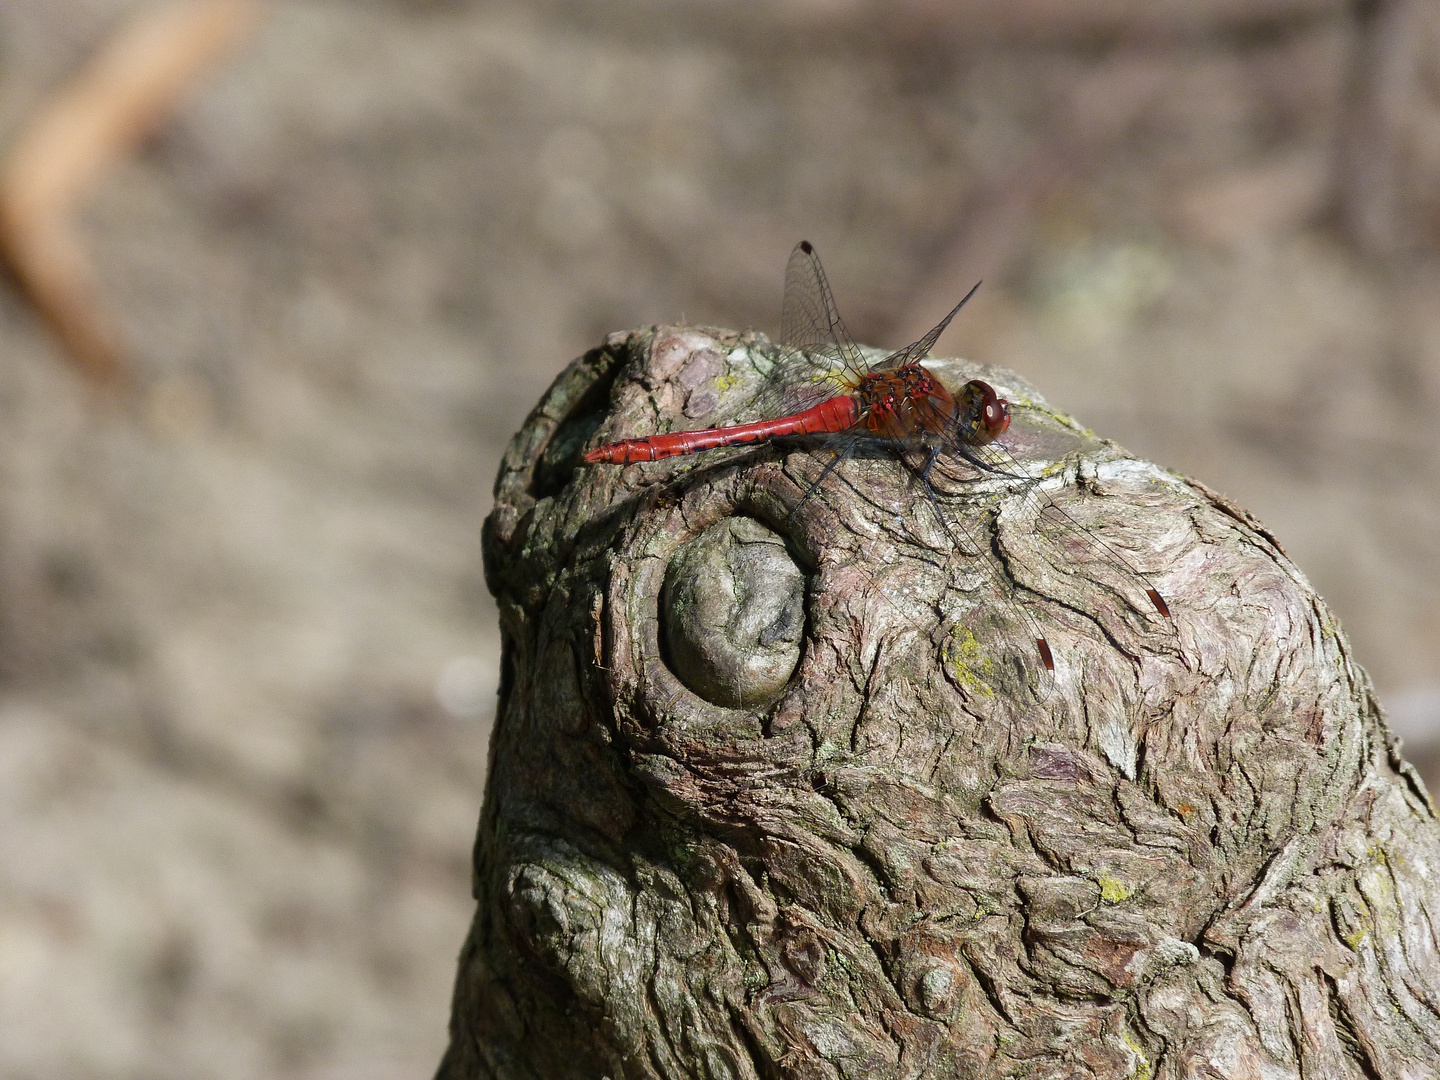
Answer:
[439,325,1440,1080]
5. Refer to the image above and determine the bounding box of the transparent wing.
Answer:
[781,440,1055,695]
[874,281,981,372]
[780,241,870,381]
[966,440,1173,624]
[721,241,868,423]
[933,498,1056,698]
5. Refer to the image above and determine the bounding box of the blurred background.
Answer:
[0,0,1436,1075]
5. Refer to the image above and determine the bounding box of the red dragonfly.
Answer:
[585,241,1006,468]
[583,241,1171,678]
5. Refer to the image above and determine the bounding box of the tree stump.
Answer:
[438,325,1440,1080]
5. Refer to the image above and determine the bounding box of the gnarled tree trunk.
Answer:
[438,325,1440,1080]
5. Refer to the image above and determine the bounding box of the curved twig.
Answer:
[0,0,263,387]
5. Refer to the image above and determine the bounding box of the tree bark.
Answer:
[438,325,1440,1080]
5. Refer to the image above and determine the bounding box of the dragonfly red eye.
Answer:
[963,380,1010,441]
[985,398,1010,436]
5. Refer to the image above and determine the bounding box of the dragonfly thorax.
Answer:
[849,366,1010,449]
[852,364,957,441]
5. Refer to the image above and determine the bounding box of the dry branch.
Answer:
[441,325,1440,1079]
[0,0,263,387]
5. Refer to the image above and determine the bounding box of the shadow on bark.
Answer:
[439,326,1440,1080]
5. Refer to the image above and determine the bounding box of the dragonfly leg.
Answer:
[919,446,943,490]
[915,447,969,555]
[790,444,854,517]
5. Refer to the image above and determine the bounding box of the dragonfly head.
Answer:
[958,380,1010,445]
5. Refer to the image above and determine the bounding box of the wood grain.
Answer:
[442,325,1440,1078]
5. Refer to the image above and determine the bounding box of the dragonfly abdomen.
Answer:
[584,395,858,465]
